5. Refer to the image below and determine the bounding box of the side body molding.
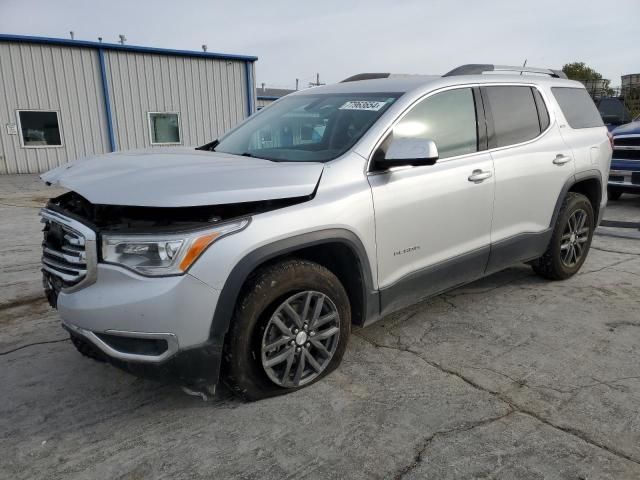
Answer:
[209,229,378,340]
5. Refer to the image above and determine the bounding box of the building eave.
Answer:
[0,33,258,62]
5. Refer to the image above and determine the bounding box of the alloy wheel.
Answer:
[560,208,589,267]
[261,291,340,387]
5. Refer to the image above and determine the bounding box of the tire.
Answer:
[532,192,595,280]
[607,187,623,201]
[223,259,351,401]
[70,333,106,362]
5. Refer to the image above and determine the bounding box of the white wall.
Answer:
[0,42,110,174]
[0,40,255,173]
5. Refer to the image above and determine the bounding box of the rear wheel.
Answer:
[532,192,594,280]
[223,259,351,400]
[607,187,623,201]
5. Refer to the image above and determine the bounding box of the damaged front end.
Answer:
[42,190,313,307]
[39,189,316,392]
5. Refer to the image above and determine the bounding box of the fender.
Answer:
[550,169,603,228]
[209,228,378,341]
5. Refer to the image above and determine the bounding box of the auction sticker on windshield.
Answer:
[339,100,387,111]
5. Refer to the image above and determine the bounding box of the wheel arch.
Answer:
[209,229,378,342]
[551,170,603,228]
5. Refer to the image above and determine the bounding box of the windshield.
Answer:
[214,92,401,162]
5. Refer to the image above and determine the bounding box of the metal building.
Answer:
[256,86,294,110]
[621,73,640,94]
[0,34,257,174]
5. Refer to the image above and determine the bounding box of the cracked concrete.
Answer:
[1,175,640,479]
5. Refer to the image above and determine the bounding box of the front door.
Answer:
[368,87,495,315]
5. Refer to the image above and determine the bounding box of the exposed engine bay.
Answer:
[46,190,311,233]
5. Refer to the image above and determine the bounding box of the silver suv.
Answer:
[40,64,611,399]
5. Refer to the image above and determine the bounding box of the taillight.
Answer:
[607,131,614,149]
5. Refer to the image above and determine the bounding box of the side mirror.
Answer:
[376,138,439,169]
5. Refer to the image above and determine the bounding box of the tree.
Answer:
[563,62,613,97]
[562,62,603,81]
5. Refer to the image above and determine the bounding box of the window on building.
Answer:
[484,86,541,147]
[392,87,478,159]
[148,112,181,144]
[17,110,62,147]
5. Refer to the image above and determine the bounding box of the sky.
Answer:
[1,0,638,90]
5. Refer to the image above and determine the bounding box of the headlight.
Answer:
[101,219,249,276]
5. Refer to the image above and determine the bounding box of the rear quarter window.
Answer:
[551,87,604,129]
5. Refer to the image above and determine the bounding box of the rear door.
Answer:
[483,84,576,273]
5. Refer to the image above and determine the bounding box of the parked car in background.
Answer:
[39,64,611,399]
[608,119,640,199]
[595,97,633,130]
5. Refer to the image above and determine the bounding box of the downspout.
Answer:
[245,60,255,117]
[97,48,116,152]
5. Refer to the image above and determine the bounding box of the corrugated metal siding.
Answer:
[104,50,249,150]
[0,42,109,174]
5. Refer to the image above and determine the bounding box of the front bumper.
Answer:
[608,168,640,192]
[608,158,640,192]
[55,263,225,386]
[66,325,224,387]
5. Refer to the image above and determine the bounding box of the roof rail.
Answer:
[340,73,439,83]
[443,64,567,79]
[341,73,391,82]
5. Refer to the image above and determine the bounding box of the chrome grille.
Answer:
[40,209,97,292]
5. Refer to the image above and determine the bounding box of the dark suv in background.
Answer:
[595,97,633,131]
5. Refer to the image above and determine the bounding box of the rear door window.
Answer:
[532,88,550,132]
[483,86,541,147]
[551,87,604,129]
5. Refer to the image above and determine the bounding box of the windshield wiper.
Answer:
[239,152,279,162]
[195,139,218,151]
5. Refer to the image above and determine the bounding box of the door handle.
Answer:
[468,169,492,183]
[553,154,572,165]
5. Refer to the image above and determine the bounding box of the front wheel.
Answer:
[532,192,594,280]
[223,259,351,400]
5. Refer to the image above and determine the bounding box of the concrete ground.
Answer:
[1,175,640,479]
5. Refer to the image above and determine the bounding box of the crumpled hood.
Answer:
[41,148,324,207]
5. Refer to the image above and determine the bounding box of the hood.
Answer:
[612,121,640,136]
[41,148,324,207]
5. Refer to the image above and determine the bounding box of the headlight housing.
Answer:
[101,219,249,276]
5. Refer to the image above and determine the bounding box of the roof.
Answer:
[288,74,582,97]
[256,87,295,100]
[289,76,441,95]
[0,33,258,62]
